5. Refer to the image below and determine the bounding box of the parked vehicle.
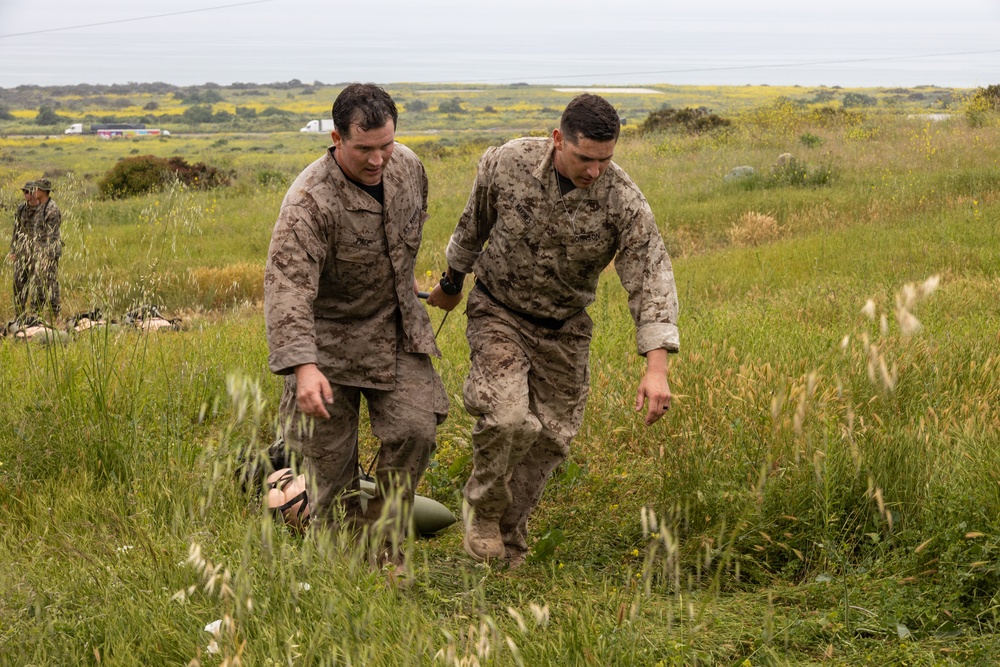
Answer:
[300,119,334,132]
[64,123,168,137]
[97,128,170,139]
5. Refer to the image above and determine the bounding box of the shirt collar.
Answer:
[326,146,382,213]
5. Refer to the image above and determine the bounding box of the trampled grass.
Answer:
[1,90,999,665]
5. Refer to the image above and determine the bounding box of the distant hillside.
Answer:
[0,81,970,137]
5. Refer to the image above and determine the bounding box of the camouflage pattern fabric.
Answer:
[265,144,440,387]
[445,137,680,557]
[11,198,62,318]
[265,143,448,532]
[446,137,679,355]
[279,345,447,527]
[461,287,591,558]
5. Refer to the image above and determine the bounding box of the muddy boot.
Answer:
[503,546,527,570]
[462,501,504,562]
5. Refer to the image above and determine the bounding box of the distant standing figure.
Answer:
[10,179,62,320]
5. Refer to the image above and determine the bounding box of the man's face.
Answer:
[22,189,44,206]
[331,119,396,186]
[552,129,616,189]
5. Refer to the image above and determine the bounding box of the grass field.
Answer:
[1,84,999,665]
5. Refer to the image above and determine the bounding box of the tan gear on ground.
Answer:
[265,468,310,531]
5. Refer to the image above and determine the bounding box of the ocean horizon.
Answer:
[2,2,997,89]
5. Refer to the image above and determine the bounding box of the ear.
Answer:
[552,128,563,151]
[331,129,342,148]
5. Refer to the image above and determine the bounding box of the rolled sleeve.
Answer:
[445,234,481,274]
[637,323,680,356]
[614,199,680,357]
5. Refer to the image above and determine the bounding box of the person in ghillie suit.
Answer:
[9,179,62,320]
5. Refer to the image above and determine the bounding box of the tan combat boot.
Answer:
[462,501,505,562]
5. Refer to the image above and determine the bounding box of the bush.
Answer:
[438,98,465,114]
[974,84,1000,109]
[843,93,878,108]
[36,106,66,125]
[728,156,836,192]
[406,99,428,113]
[0,105,14,121]
[98,155,173,198]
[799,132,822,148]
[177,89,224,104]
[256,169,287,188]
[183,105,215,123]
[98,155,230,199]
[965,85,1000,127]
[259,106,291,117]
[640,106,730,134]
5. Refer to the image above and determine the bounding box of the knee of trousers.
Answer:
[383,412,439,452]
[478,403,542,442]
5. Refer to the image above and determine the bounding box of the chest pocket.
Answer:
[332,229,389,297]
[336,225,385,259]
[565,233,616,280]
[400,207,426,254]
[489,196,535,255]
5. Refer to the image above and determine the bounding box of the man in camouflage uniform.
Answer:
[9,179,62,320]
[428,94,679,568]
[264,84,448,559]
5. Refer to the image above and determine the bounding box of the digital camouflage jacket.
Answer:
[445,137,679,355]
[12,199,62,266]
[265,144,439,389]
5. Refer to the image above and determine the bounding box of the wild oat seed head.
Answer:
[861,300,877,320]
[919,274,941,297]
[896,309,922,337]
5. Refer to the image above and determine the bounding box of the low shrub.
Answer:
[256,169,288,188]
[640,106,730,134]
[727,156,836,191]
[799,132,822,148]
[843,92,878,108]
[98,154,230,199]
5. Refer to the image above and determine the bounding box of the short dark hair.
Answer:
[559,94,621,143]
[332,83,398,139]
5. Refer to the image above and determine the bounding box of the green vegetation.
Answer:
[97,155,230,199]
[640,106,731,134]
[1,84,999,665]
[0,81,974,136]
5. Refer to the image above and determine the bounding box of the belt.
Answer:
[475,282,570,330]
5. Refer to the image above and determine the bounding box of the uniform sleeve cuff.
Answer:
[268,342,318,375]
[445,235,480,274]
[637,323,680,356]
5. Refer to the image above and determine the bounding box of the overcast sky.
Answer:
[1,0,998,87]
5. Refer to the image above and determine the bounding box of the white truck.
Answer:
[65,123,169,137]
[300,119,334,132]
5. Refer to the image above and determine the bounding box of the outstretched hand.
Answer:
[635,349,672,426]
[294,363,334,419]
